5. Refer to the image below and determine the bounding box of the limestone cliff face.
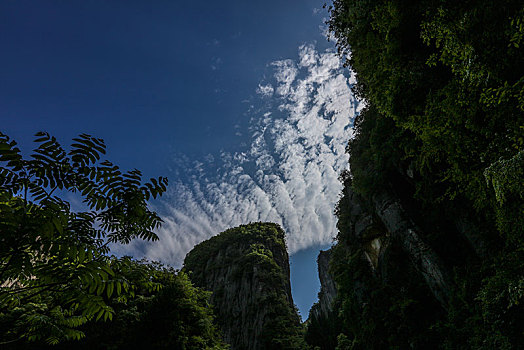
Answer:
[371,190,453,307]
[306,184,452,349]
[304,249,340,350]
[340,186,453,308]
[310,249,337,320]
[183,223,305,350]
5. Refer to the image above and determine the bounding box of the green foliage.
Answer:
[2,259,228,349]
[334,333,354,350]
[326,0,524,347]
[184,222,287,285]
[0,132,168,345]
[184,223,306,349]
[50,260,228,350]
[484,151,524,243]
[328,0,523,205]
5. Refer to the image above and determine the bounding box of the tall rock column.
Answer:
[183,222,305,350]
[309,249,337,320]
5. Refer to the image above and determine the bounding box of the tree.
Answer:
[50,259,229,350]
[0,132,168,345]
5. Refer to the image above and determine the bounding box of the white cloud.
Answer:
[116,43,361,268]
[272,59,298,96]
[298,44,319,68]
[256,84,274,97]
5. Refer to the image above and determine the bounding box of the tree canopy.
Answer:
[44,259,228,350]
[0,132,168,345]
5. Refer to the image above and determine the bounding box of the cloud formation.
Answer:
[256,84,274,97]
[115,43,362,267]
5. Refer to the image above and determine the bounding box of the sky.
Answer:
[0,0,361,320]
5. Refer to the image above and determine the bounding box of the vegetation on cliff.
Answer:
[314,0,524,348]
[184,223,306,350]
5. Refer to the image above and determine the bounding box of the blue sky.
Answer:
[1,0,361,320]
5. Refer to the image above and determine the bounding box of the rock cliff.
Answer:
[183,222,305,350]
[309,249,337,321]
[305,249,341,350]
[306,185,452,349]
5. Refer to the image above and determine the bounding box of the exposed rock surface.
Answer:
[340,186,453,308]
[372,190,453,307]
[305,249,340,350]
[306,184,452,349]
[310,249,337,320]
[345,186,390,276]
[183,222,305,350]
